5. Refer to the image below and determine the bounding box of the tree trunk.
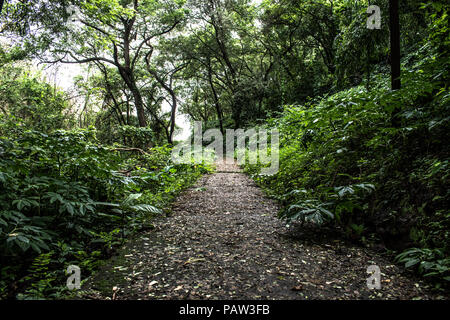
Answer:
[166,90,177,145]
[389,0,402,127]
[389,0,401,91]
[131,87,147,128]
[207,63,224,135]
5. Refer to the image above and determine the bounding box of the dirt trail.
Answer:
[82,160,440,300]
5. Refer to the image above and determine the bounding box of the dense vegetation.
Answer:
[242,1,450,287]
[0,0,448,298]
[244,51,449,285]
[0,64,211,298]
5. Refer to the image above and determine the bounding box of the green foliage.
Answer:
[396,248,450,285]
[0,65,74,133]
[0,0,448,297]
[0,124,209,298]
[244,43,449,285]
[117,126,154,149]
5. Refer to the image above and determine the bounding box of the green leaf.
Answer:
[319,207,334,219]
[30,242,42,254]
[123,193,143,205]
[405,258,420,268]
[130,204,161,214]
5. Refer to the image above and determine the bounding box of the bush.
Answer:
[0,126,211,299]
[243,51,449,286]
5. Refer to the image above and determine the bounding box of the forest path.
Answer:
[82,159,438,300]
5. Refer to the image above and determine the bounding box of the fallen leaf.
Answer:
[291,284,303,291]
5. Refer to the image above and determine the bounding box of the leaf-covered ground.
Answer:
[80,160,445,300]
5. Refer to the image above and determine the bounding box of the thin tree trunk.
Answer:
[131,87,147,128]
[389,0,402,127]
[389,0,401,90]
[207,63,224,134]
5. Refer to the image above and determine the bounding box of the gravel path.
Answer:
[82,160,442,300]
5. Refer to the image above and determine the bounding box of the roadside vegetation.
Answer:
[0,0,448,297]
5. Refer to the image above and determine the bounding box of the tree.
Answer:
[1,0,187,132]
[389,0,401,91]
[48,1,185,129]
[179,0,274,129]
[144,39,188,144]
[389,0,401,128]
